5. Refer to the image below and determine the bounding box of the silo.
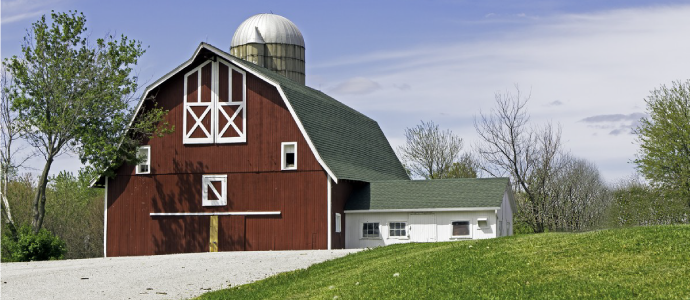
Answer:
[230,14,306,85]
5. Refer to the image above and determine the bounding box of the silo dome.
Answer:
[230,14,306,84]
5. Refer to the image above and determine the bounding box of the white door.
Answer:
[409,213,437,242]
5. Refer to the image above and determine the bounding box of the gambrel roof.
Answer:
[345,178,513,211]
[103,43,408,184]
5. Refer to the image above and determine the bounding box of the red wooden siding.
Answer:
[330,179,366,249]
[106,59,329,256]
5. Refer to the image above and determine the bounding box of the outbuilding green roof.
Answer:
[345,178,511,211]
[202,44,409,182]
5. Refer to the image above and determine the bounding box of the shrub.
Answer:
[2,225,66,262]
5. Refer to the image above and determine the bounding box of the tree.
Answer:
[4,11,171,234]
[634,80,690,205]
[544,154,611,231]
[397,120,464,179]
[609,174,689,226]
[474,87,561,233]
[441,153,479,179]
[0,66,32,241]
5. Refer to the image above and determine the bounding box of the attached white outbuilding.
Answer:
[343,178,515,249]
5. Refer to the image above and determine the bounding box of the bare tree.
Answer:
[474,87,561,232]
[545,154,611,231]
[398,120,464,179]
[1,66,33,240]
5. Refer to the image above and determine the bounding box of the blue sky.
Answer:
[3,0,690,183]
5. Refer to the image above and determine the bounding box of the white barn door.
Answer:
[409,213,437,242]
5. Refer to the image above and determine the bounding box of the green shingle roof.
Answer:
[202,44,409,182]
[345,178,510,211]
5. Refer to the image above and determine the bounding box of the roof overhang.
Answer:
[344,207,501,214]
[91,43,337,187]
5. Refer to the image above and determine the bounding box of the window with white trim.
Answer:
[451,221,471,238]
[477,218,489,228]
[389,222,407,238]
[183,59,246,144]
[136,145,151,174]
[281,142,297,170]
[335,213,342,233]
[202,175,227,206]
[362,222,380,238]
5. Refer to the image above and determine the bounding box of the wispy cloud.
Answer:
[318,4,690,181]
[329,77,381,95]
[580,113,646,136]
[1,0,62,25]
[580,113,646,123]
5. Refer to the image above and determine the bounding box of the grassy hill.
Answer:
[197,225,690,299]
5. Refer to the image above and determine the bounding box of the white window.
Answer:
[477,218,489,228]
[136,145,151,174]
[183,60,246,144]
[202,175,227,206]
[451,221,471,238]
[281,142,297,170]
[389,222,407,238]
[362,222,380,238]
[335,213,342,233]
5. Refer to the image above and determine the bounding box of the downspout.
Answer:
[327,174,332,250]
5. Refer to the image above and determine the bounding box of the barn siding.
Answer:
[330,180,366,249]
[107,59,329,256]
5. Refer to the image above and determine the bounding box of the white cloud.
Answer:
[1,0,63,24]
[329,77,382,95]
[316,4,690,182]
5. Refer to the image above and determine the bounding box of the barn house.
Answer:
[95,14,514,257]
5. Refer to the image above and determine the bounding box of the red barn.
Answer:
[95,14,513,257]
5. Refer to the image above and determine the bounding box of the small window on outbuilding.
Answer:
[335,213,342,233]
[452,221,471,238]
[281,142,297,170]
[477,218,489,228]
[389,222,407,238]
[136,145,151,174]
[362,222,380,238]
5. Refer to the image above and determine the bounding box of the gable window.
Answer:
[335,213,342,233]
[202,175,227,206]
[362,222,380,238]
[184,59,246,144]
[281,142,297,170]
[452,221,471,238]
[136,145,151,174]
[389,222,407,238]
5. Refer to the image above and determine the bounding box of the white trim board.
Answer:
[344,207,501,214]
[150,211,280,217]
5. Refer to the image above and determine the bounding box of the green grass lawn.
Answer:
[196,225,690,299]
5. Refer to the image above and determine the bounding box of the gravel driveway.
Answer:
[1,249,360,300]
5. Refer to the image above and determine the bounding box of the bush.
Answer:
[2,225,66,262]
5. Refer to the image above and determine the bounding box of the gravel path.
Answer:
[1,249,361,300]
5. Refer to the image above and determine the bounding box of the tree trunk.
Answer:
[2,168,19,242]
[31,155,54,233]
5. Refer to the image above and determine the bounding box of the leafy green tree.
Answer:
[440,153,479,178]
[398,120,464,179]
[634,80,690,205]
[4,11,172,234]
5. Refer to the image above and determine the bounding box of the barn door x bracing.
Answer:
[183,59,246,145]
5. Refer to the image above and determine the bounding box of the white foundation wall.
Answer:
[345,210,499,249]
